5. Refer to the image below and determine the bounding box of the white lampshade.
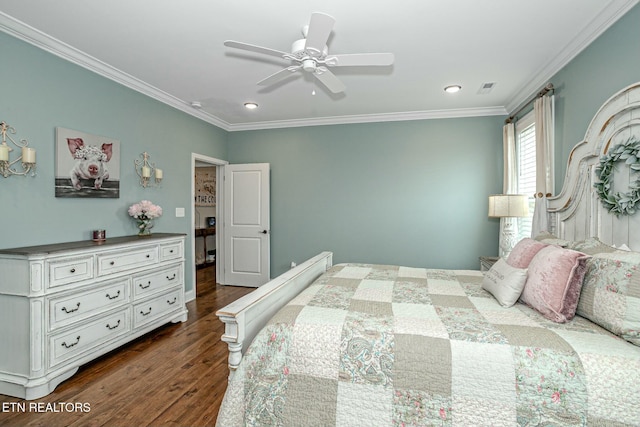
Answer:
[488,194,529,218]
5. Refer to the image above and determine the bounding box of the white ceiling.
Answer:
[0,0,637,131]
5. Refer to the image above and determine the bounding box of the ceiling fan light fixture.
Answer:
[444,85,462,94]
[244,102,259,110]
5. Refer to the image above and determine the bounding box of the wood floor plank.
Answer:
[0,269,254,427]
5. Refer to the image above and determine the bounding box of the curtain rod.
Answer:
[505,83,554,124]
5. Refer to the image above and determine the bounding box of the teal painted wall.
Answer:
[551,4,640,194]
[1,2,638,285]
[228,118,504,276]
[0,32,227,294]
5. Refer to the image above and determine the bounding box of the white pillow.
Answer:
[482,258,528,307]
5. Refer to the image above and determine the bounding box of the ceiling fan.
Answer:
[224,12,394,94]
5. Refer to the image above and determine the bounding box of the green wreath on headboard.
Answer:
[594,137,640,216]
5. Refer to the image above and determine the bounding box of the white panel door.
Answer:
[223,163,270,287]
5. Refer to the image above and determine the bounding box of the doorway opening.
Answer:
[190,153,227,300]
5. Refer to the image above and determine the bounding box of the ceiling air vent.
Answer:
[478,82,496,94]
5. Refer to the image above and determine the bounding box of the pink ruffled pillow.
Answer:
[507,238,548,268]
[519,246,589,323]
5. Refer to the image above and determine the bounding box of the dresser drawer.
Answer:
[49,309,130,368]
[133,288,183,328]
[48,279,129,331]
[47,256,94,289]
[132,265,181,299]
[97,246,158,276]
[160,241,183,261]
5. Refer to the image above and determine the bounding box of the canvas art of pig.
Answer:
[67,138,113,190]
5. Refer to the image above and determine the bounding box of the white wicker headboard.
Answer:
[548,82,640,251]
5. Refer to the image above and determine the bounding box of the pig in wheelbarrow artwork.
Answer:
[55,127,120,198]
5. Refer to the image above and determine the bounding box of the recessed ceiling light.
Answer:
[444,85,462,93]
[244,102,258,110]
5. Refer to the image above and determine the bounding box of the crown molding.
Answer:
[0,12,507,132]
[2,1,637,132]
[225,107,508,131]
[505,0,639,114]
[0,12,232,131]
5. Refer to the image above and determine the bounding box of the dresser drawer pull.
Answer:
[146,254,151,258]
[140,307,152,316]
[167,297,177,305]
[106,320,121,330]
[105,290,121,300]
[166,273,176,281]
[139,281,152,289]
[61,302,81,314]
[61,336,81,349]
[169,249,174,253]
[110,261,115,266]
[70,268,76,273]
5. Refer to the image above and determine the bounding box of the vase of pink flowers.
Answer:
[128,200,162,236]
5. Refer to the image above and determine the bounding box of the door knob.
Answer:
[260,230,268,234]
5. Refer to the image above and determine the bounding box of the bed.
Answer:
[215,82,640,426]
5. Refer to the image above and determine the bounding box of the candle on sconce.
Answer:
[0,145,8,162]
[155,168,163,179]
[142,166,151,178]
[21,147,36,164]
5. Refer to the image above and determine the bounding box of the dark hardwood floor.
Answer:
[0,267,254,427]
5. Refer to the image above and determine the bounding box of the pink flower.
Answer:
[283,366,289,375]
[128,200,162,220]
[270,332,277,342]
[551,391,561,403]
[439,408,447,420]
[526,349,534,358]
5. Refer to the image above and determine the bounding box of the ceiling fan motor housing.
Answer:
[291,38,328,61]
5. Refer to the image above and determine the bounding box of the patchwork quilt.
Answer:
[216,264,640,426]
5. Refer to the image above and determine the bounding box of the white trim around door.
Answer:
[188,153,228,302]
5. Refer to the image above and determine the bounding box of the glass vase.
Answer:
[137,219,154,236]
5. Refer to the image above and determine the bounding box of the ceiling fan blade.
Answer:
[327,53,395,67]
[313,68,346,94]
[257,66,301,86]
[224,40,288,59]
[304,12,335,56]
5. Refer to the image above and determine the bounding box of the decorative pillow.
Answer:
[577,250,640,346]
[569,237,617,255]
[482,258,528,307]
[520,246,589,323]
[507,238,548,268]
[533,231,571,247]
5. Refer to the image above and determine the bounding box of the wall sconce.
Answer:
[134,152,162,188]
[0,121,36,178]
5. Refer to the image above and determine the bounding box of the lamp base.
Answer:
[499,217,519,258]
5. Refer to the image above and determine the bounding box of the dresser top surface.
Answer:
[0,233,186,256]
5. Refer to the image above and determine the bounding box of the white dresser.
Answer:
[0,233,187,400]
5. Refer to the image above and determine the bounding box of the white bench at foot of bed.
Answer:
[216,251,333,374]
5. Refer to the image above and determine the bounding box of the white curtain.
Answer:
[531,94,555,236]
[503,123,516,193]
[500,123,517,257]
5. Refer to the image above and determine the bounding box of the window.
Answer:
[515,111,536,241]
